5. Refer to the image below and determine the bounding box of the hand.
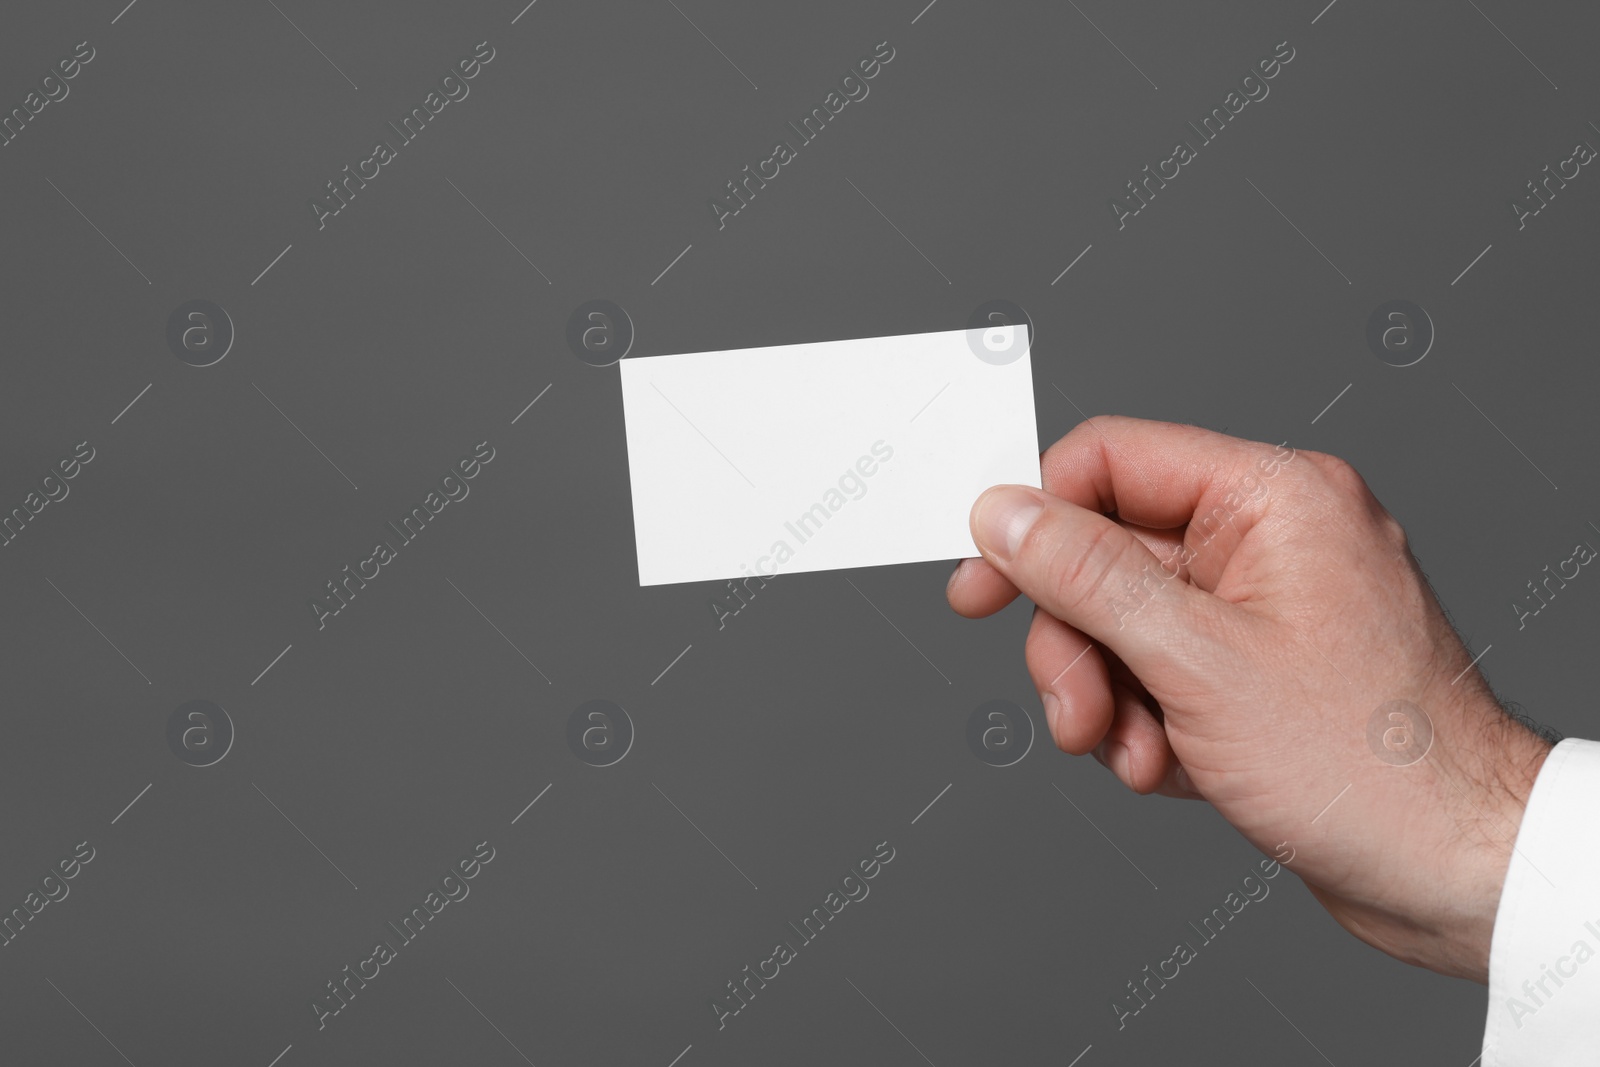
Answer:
[947,417,1553,983]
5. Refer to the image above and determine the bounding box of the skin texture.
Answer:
[947,417,1552,983]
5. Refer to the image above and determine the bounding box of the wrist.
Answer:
[1414,707,1553,982]
[1314,699,1553,983]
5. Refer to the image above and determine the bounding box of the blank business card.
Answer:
[618,325,1041,587]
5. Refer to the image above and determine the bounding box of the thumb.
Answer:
[969,484,1227,681]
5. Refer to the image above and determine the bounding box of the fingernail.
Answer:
[1105,742,1131,784]
[1174,763,1198,796]
[1041,692,1061,742]
[973,486,1043,561]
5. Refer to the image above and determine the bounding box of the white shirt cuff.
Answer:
[1482,736,1600,1065]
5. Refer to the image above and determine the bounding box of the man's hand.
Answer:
[948,416,1552,983]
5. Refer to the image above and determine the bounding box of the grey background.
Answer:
[2,0,1596,1064]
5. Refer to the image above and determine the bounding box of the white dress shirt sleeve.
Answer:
[1482,737,1600,1066]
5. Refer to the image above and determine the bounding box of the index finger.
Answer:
[1037,416,1297,592]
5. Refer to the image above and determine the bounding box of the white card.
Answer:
[619,325,1040,586]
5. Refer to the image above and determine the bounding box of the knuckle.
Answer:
[1040,519,1129,617]
[1307,452,1406,544]
[1310,452,1368,498]
[1377,509,1410,549]
[1047,416,1114,464]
